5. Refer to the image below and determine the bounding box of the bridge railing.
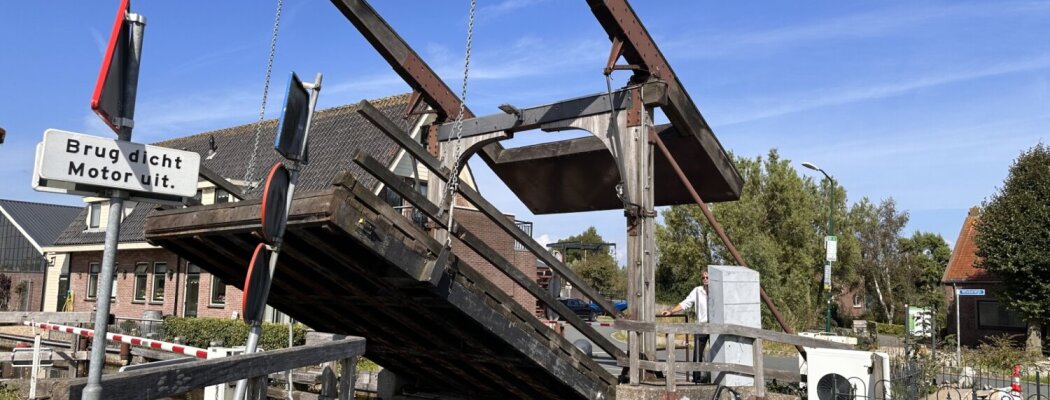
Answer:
[614,320,854,396]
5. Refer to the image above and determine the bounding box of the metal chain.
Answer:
[244,0,284,192]
[443,0,477,246]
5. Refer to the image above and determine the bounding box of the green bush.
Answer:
[876,322,904,336]
[965,334,1037,370]
[163,317,306,351]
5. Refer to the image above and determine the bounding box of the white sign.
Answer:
[37,129,200,198]
[825,235,838,262]
[823,263,831,290]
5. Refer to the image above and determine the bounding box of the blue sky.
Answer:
[2,1,1048,263]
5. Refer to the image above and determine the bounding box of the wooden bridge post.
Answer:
[338,356,356,400]
[666,332,676,393]
[753,338,765,399]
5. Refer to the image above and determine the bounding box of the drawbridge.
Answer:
[143,1,767,399]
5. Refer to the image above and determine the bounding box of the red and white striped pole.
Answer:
[24,321,210,359]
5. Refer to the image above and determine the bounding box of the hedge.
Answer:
[163,317,306,351]
[876,322,905,336]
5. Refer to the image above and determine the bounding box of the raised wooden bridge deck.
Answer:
[144,173,617,400]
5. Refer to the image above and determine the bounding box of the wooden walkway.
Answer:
[144,173,616,400]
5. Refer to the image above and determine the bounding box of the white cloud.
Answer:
[536,233,555,248]
[719,55,1050,125]
[477,0,548,21]
[666,2,1050,59]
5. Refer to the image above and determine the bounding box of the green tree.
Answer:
[655,205,711,303]
[975,143,1050,354]
[898,231,951,326]
[558,227,624,297]
[850,197,909,323]
[657,149,861,330]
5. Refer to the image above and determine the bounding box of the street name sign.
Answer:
[36,129,199,198]
[957,288,985,296]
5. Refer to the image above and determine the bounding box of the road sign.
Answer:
[37,129,199,198]
[274,72,312,163]
[243,243,273,323]
[260,162,290,245]
[957,288,985,296]
[825,235,837,262]
[91,0,132,134]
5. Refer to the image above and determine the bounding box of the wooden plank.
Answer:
[0,312,93,324]
[355,153,626,360]
[65,337,365,400]
[443,280,612,400]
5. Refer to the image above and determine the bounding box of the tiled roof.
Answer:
[0,199,82,248]
[942,207,997,283]
[54,94,416,246]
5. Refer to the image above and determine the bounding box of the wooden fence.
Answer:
[615,320,853,396]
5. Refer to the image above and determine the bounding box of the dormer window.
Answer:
[87,203,101,229]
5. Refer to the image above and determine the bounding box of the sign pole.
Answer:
[955,285,961,365]
[83,11,145,400]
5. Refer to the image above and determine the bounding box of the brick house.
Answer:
[43,93,539,322]
[942,207,1026,347]
[0,199,81,311]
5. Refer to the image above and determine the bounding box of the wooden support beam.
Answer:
[356,104,619,316]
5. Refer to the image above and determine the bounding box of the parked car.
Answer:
[557,298,596,321]
[588,299,628,315]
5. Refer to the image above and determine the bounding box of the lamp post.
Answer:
[802,161,835,334]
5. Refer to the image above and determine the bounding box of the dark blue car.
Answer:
[557,298,597,321]
[588,299,628,315]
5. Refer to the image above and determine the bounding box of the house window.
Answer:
[88,203,102,229]
[977,300,1026,329]
[87,263,99,299]
[210,275,226,306]
[133,263,149,302]
[215,189,230,204]
[852,293,863,308]
[152,262,167,302]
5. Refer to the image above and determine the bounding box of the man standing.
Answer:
[661,269,709,383]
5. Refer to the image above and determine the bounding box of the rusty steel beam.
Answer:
[330,0,471,121]
[587,0,742,196]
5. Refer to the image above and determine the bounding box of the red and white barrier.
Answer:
[24,321,210,359]
[542,320,616,328]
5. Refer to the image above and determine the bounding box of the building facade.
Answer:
[0,199,81,312]
[941,207,1026,347]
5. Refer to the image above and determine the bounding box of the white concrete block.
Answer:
[708,265,760,387]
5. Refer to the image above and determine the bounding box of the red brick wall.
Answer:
[0,271,45,311]
[943,283,1027,347]
[451,209,538,315]
[67,249,242,319]
[836,286,866,319]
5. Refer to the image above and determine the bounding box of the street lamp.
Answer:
[802,161,835,334]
